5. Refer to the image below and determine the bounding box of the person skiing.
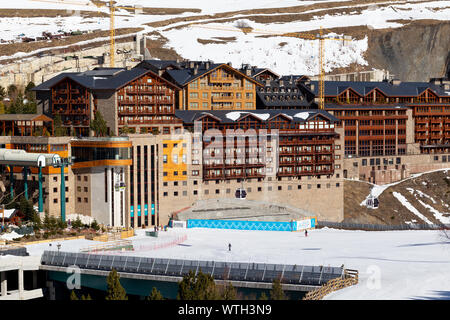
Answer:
[305,229,308,237]
[228,243,232,251]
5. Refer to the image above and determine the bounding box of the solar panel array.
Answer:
[41,251,344,286]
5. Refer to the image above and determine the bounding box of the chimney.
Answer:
[246,69,251,76]
[391,79,401,85]
[205,61,210,69]
[189,61,195,69]
[158,70,164,76]
[194,66,198,75]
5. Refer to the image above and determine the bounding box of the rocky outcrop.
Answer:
[367,21,450,81]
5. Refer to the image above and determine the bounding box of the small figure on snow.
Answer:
[304,230,308,237]
[228,243,232,251]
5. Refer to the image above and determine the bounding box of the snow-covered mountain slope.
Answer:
[0,0,449,80]
[345,170,450,226]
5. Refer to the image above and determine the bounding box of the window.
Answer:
[84,198,88,203]
[77,186,81,192]
[278,186,282,191]
[298,185,301,190]
[53,198,58,203]
[215,189,220,194]
[183,191,187,196]
[163,192,168,197]
[174,192,178,196]
[53,187,57,193]
[336,183,340,187]
[268,186,272,191]
[53,176,58,182]
[205,190,209,195]
[193,190,198,195]
[163,182,168,187]
[258,187,262,192]
[163,172,168,176]
[317,184,321,189]
[77,197,81,203]
[84,187,88,192]
[77,176,81,181]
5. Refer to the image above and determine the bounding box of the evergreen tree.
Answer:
[31,212,42,232]
[70,290,79,300]
[90,219,100,231]
[220,283,237,300]
[177,270,219,300]
[81,294,92,300]
[90,111,108,137]
[72,216,83,230]
[57,217,67,230]
[147,287,164,300]
[54,114,66,137]
[43,212,50,231]
[18,196,35,222]
[259,292,268,300]
[270,279,286,300]
[105,268,128,300]
[119,125,133,135]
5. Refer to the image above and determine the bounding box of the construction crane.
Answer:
[31,0,136,67]
[190,23,353,110]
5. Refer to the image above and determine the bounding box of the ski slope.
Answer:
[21,226,450,300]
[1,0,449,76]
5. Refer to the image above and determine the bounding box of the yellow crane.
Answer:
[31,0,136,67]
[190,23,353,110]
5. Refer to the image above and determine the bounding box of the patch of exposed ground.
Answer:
[145,32,183,61]
[344,171,450,225]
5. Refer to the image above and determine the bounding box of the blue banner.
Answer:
[144,204,148,216]
[138,205,141,217]
[130,205,134,218]
[187,219,295,232]
[151,203,155,215]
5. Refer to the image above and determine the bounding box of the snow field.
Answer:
[21,226,450,299]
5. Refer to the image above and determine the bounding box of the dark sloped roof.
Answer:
[256,79,314,108]
[33,68,181,92]
[324,104,408,110]
[307,80,449,97]
[175,109,339,124]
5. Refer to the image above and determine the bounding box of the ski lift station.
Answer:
[0,148,61,213]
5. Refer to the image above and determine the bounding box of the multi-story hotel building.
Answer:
[136,60,263,111]
[302,78,450,155]
[33,67,182,137]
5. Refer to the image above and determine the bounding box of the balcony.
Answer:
[212,95,234,102]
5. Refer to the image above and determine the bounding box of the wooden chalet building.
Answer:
[136,60,263,111]
[239,64,280,83]
[33,67,182,136]
[175,109,340,181]
[302,78,450,155]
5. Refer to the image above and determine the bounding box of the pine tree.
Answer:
[90,219,100,231]
[259,292,268,300]
[147,287,164,300]
[81,294,92,300]
[72,216,83,230]
[43,212,50,231]
[270,279,286,300]
[70,290,79,300]
[177,270,219,300]
[90,111,109,137]
[220,283,237,300]
[105,268,128,300]
[54,114,66,137]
